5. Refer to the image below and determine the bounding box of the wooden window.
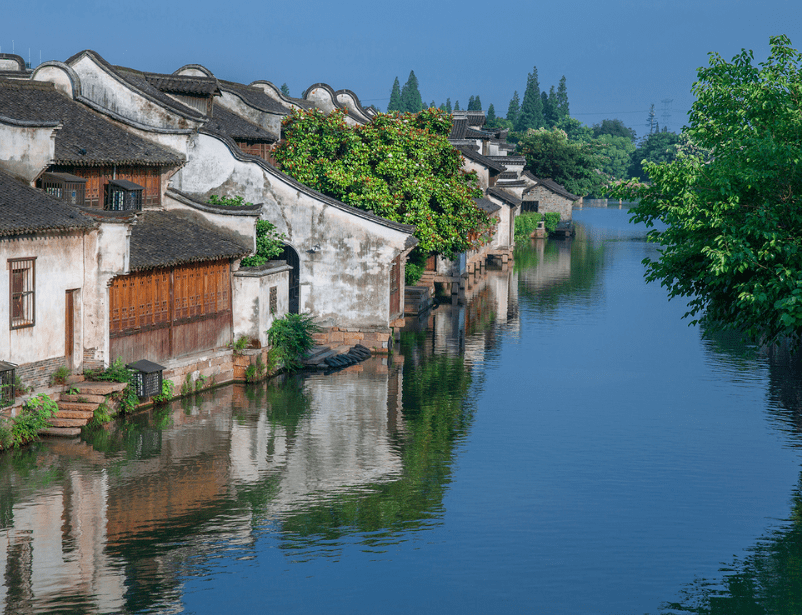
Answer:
[522,200,539,213]
[37,173,86,206]
[9,258,35,329]
[105,179,144,211]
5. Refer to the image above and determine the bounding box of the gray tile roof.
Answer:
[530,177,580,201]
[218,79,292,115]
[0,79,184,167]
[0,168,96,237]
[205,103,278,142]
[129,210,251,271]
[112,65,208,119]
[449,117,467,140]
[145,73,220,96]
[474,197,501,214]
[486,187,522,207]
[456,146,507,173]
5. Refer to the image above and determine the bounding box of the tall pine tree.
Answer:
[454,100,461,111]
[400,71,423,113]
[446,98,452,113]
[388,77,402,112]
[506,91,520,124]
[281,83,290,96]
[468,95,476,111]
[486,103,497,127]
[555,76,569,121]
[516,66,544,132]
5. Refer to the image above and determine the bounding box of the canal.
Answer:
[2,206,802,614]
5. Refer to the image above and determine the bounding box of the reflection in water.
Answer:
[2,206,802,614]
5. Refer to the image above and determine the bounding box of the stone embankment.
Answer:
[40,380,128,437]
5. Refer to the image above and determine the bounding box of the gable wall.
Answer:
[525,186,574,221]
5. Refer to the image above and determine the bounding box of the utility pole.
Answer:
[661,98,673,132]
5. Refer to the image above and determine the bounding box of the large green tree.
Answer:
[554,76,570,121]
[400,71,423,113]
[273,107,491,257]
[388,77,402,112]
[516,127,606,196]
[506,91,520,124]
[515,66,544,132]
[612,35,802,347]
[626,130,680,180]
[592,118,636,142]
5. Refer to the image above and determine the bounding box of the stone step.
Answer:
[303,346,338,366]
[47,417,90,428]
[58,401,100,413]
[53,409,95,420]
[72,381,128,395]
[59,393,106,404]
[39,427,82,438]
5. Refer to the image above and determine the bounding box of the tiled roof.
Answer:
[456,146,506,173]
[531,178,580,201]
[129,210,250,271]
[489,155,525,165]
[465,127,492,140]
[0,168,96,237]
[111,65,207,119]
[218,79,291,115]
[474,197,501,214]
[205,103,277,142]
[486,187,522,207]
[465,111,485,126]
[449,117,467,140]
[145,73,220,96]
[0,79,183,167]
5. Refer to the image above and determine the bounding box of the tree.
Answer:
[468,95,476,111]
[592,118,636,142]
[454,100,460,111]
[594,134,636,180]
[516,127,606,196]
[611,35,802,347]
[468,95,482,111]
[555,116,593,143]
[207,195,287,266]
[400,71,423,113]
[515,66,544,132]
[388,77,402,112]
[445,98,452,113]
[542,88,556,127]
[626,130,679,180]
[646,103,657,134]
[485,103,497,127]
[281,83,290,97]
[273,107,491,257]
[506,91,520,124]
[554,76,569,121]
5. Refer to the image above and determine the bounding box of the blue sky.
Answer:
[3,0,799,139]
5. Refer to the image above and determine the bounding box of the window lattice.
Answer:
[9,258,35,329]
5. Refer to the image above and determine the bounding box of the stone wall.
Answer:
[312,327,394,353]
[524,187,574,221]
[15,356,68,391]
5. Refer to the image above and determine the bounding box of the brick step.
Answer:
[58,401,100,413]
[53,409,95,420]
[72,381,128,395]
[47,417,90,428]
[59,393,106,404]
[39,427,82,438]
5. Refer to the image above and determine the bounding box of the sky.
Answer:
[3,0,800,139]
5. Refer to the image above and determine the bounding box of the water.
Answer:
[3,206,802,614]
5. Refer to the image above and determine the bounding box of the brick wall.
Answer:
[524,187,574,221]
[312,327,394,353]
[15,356,68,391]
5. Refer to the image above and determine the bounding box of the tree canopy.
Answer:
[400,71,423,113]
[612,35,802,347]
[515,66,544,132]
[592,118,636,142]
[388,77,402,112]
[627,130,680,180]
[516,127,606,196]
[273,107,491,257]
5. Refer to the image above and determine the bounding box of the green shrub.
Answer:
[404,248,428,286]
[240,220,288,267]
[0,394,58,449]
[86,358,138,414]
[267,313,320,372]
[50,365,70,386]
[152,380,175,405]
[230,335,249,354]
[544,212,560,233]
[514,212,543,242]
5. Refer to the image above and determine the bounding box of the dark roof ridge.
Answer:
[217,79,291,115]
[249,80,315,109]
[456,145,507,173]
[173,64,216,79]
[167,188,263,216]
[197,128,418,238]
[486,186,522,207]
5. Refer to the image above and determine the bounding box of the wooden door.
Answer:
[65,290,76,370]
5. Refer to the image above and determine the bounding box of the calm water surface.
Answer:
[3,206,802,614]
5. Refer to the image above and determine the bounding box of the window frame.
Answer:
[9,257,36,330]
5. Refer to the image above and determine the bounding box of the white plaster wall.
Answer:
[216,90,282,136]
[171,133,412,329]
[304,87,336,113]
[0,123,57,183]
[462,157,489,191]
[32,65,75,97]
[232,267,290,346]
[69,54,201,132]
[162,192,258,251]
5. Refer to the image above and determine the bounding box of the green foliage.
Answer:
[0,394,57,449]
[554,76,570,122]
[274,107,491,257]
[87,402,112,428]
[555,116,593,143]
[280,83,290,96]
[50,365,69,386]
[506,91,520,124]
[181,373,194,396]
[400,71,423,114]
[195,374,208,392]
[514,212,543,242]
[207,194,250,207]
[445,98,452,113]
[467,95,482,111]
[241,219,287,267]
[230,335,249,354]
[85,357,131,383]
[543,212,560,233]
[152,380,174,405]
[611,35,802,347]
[515,66,544,132]
[595,134,637,181]
[485,103,497,127]
[404,248,428,286]
[592,118,636,142]
[627,130,680,180]
[388,77,402,112]
[516,127,606,197]
[268,313,320,372]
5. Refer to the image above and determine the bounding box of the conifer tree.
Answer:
[506,91,520,124]
[468,95,476,111]
[555,76,569,120]
[474,95,482,111]
[281,83,290,96]
[446,98,452,113]
[515,66,544,132]
[400,71,423,113]
[430,100,436,109]
[486,103,497,127]
[454,100,461,111]
[542,86,558,127]
[388,77,402,112]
